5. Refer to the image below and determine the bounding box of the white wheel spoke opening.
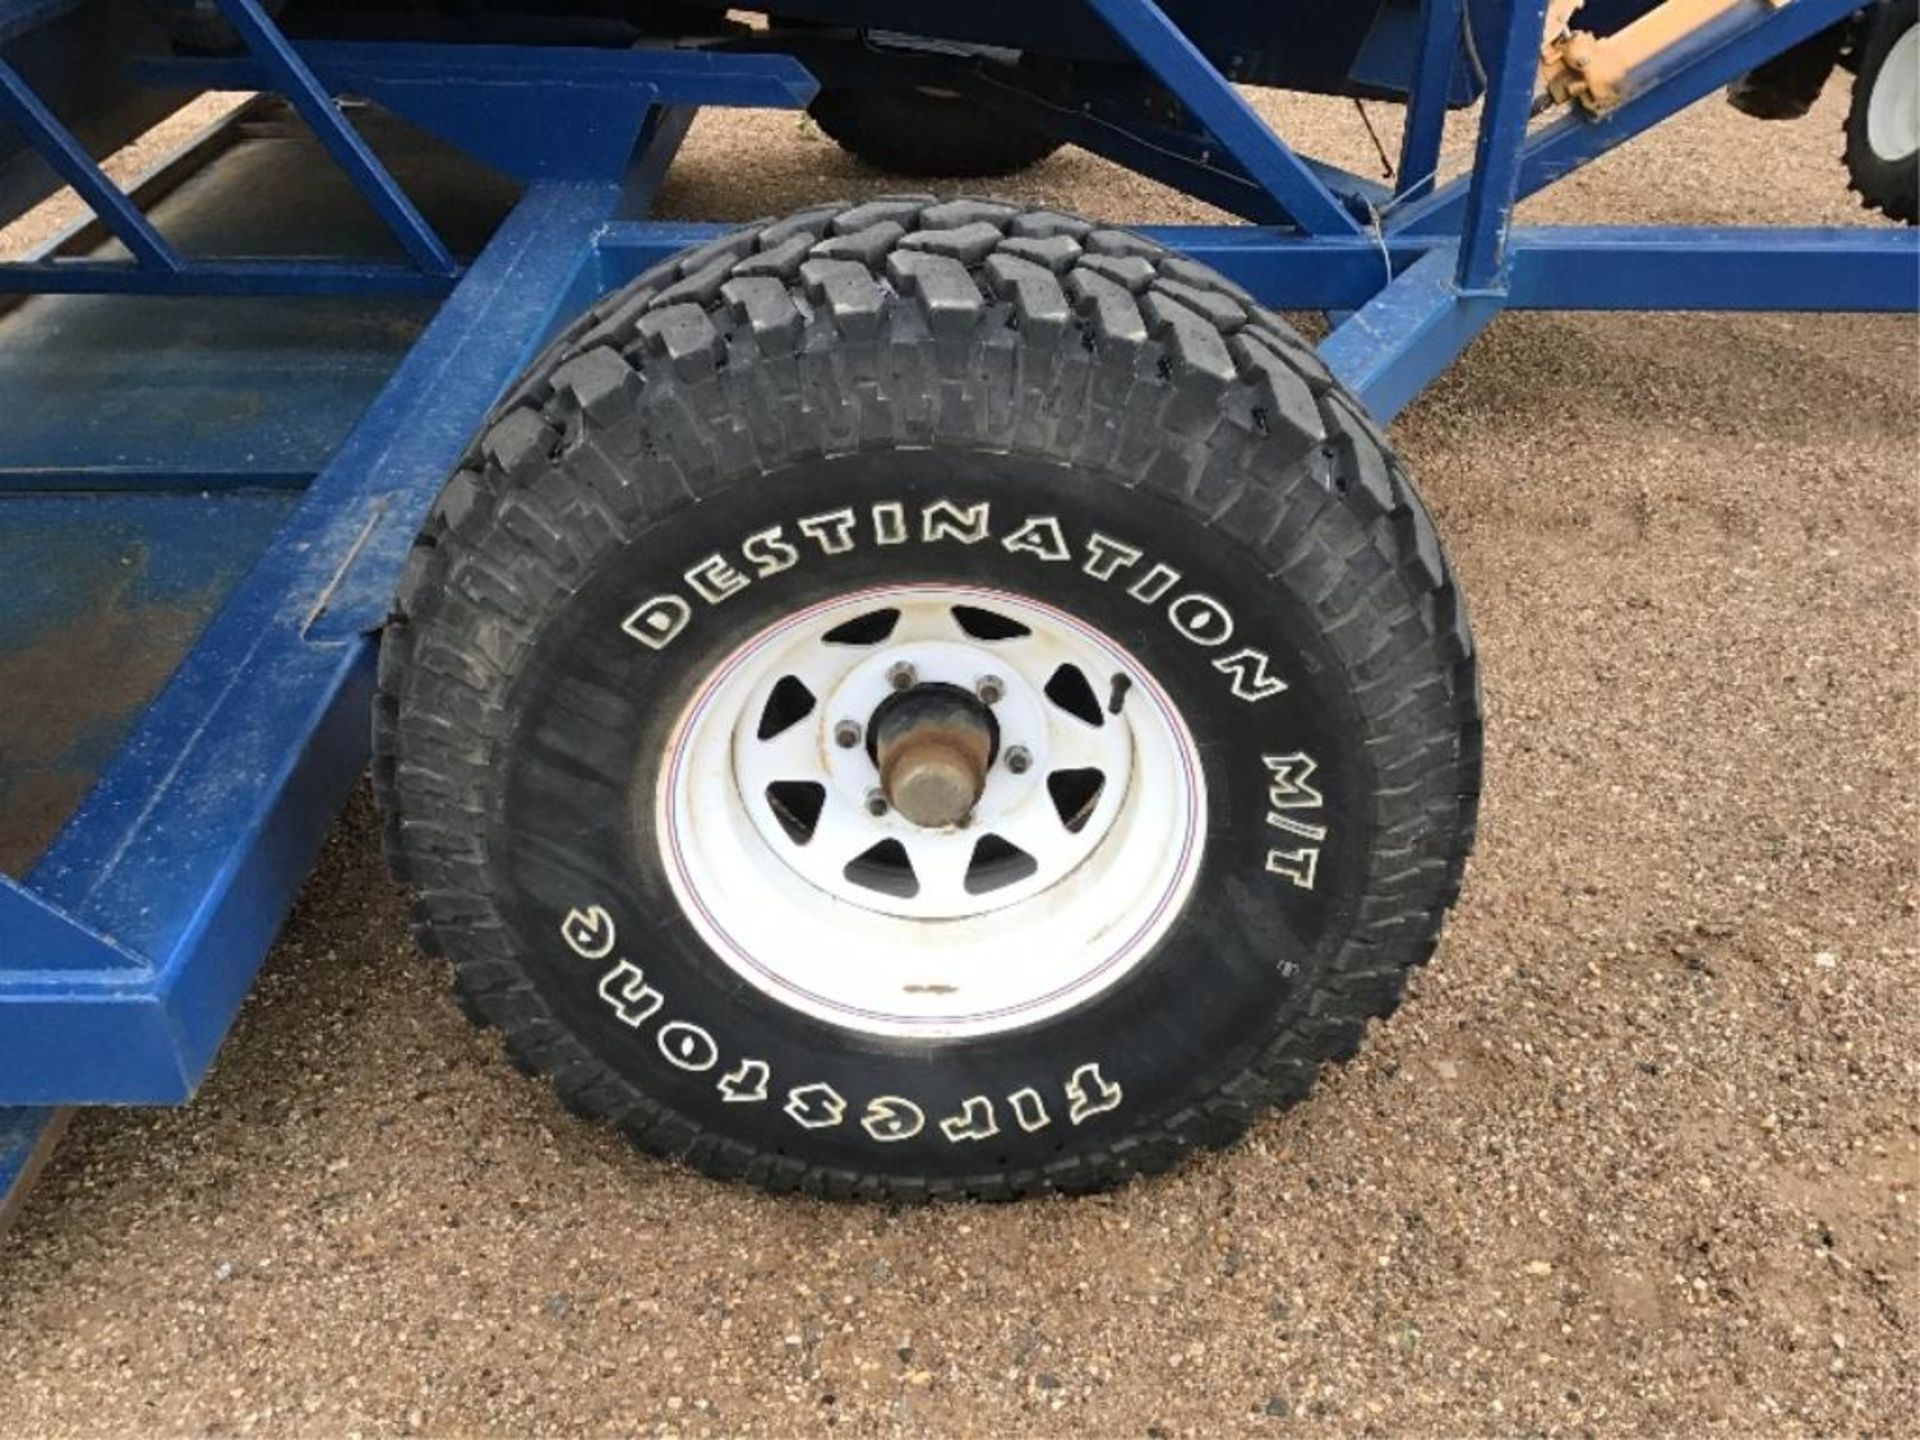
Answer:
[658,585,1206,1039]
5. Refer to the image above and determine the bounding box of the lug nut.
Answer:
[886,661,917,691]
[865,788,890,816]
[1004,745,1032,775]
[834,719,862,749]
[976,675,1005,705]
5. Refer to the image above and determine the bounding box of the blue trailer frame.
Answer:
[2,0,1915,1208]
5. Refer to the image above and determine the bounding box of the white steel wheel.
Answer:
[658,584,1206,1039]
[1847,0,1920,223]
[1866,21,1919,163]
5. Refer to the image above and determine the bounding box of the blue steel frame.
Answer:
[0,27,820,1097]
[2,0,1916,1199]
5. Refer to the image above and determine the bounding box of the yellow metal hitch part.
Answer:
[1542,0,1792,114]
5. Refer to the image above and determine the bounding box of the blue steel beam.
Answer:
[1454,0,1554,292]
[1320,246,1502,422]
[596,219,1919,317]
[0,59,179,271]
[619,104,698,219]
[0,259,453,296]
[1506,226,1920,310]
[138,41,819,110]
[1083,0,1364,236]
[1396,0,1465,203]
[211,0,455,275]
[137,44,817,183]
[1393,0,1867,235]
[0,468,313,490]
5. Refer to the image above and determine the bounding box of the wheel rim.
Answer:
[1867,24,1920,163]
[657,584,1207,1039]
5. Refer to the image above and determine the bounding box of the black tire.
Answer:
[1725,23,1845,120]
[809,90,1063,178]
[1846,0,1919,224]
[375,197,1482,1201]
[152,0,282,55]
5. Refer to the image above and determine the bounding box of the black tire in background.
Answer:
[809,89,1063,178]
[153,0,277,54]
[1725,23,1844,120]
[375,198,1482,1200]
[1846,0,1919,224]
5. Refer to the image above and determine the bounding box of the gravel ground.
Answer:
[2,80,1915,1438]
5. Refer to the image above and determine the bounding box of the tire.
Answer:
[1846,0,1919,224]
[152,0,282,56]
[375,197,1482,1201]
[1725,23,1844,121]
[809,90,1062,178]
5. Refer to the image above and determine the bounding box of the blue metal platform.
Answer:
[0,103,519,864]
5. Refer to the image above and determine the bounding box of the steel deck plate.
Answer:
[0,105,519,875]
[0,491,295,873]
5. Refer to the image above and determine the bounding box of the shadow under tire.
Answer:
[809,90,1063,178]
[1846,0,1919,224]
[374,198,1483,1201]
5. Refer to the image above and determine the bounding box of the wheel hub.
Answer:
[873,685,994,828]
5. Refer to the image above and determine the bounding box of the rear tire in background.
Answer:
[1846,0,1919,224]
[1725,23,1844,120]
[150,0,284,54]
[375,198,1482,1200]
[809,90,1062,178]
